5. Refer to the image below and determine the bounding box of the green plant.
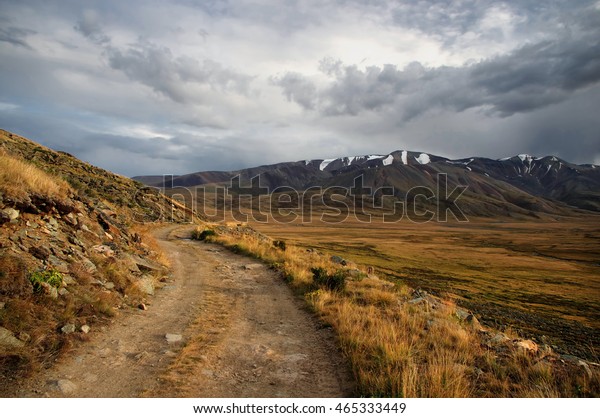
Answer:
[29,269,63,292]
[311,267,346,291]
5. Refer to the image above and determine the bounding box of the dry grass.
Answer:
[130,223,172,268]
[0,150,71,201]
[201,224,600,397]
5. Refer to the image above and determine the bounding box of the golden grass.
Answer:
[0,150,71,201]
[200,224,600,397]
[130,223,172,268]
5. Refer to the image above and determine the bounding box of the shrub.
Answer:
[0,254,32,297]
[311,267,346,291]
[273,240,287,251]
[191,228,216,241]
[28,269,63,292]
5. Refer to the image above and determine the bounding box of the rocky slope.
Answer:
[0,129,194,388]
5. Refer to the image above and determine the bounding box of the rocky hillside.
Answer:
[0,129,194,389]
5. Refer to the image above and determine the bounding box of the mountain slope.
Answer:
[0,129,194,385]
[135,151,600,217]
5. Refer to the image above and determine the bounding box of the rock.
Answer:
[57,379,77,394]
[0,302,5,310]
[578,360,593,379]
[465,314,482,330]
[61,323,76,334]
[29,245,51,260]
[58,288,70,296]
[408,297,426,305]
[165,333,183,344]
[244,263,263,270]
[1,208,20,222]
[515,339,538,353]
[40,282,58,299]
[0,326,26,350]
[132,255,163,272]
[68,236,84,247]
[92,244,115,257]
[80,325,90,334]
[48,255,69,273]
[62,275,77,286]
[138,303,147,310]
[80,224,90,232]
[134,276,155,295]
[65,213,77,226]
[489,333,510,346]
[330,255,347,265]
[80,258,97,273]
[121,256,141,273]
[103,282,115,290]
[455,308,470,321]
[47,217,58,229]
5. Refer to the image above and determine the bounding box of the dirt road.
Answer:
[14,225,353,397]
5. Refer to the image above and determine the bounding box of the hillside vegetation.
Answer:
[195,224,600,397]
[0,130,193,391]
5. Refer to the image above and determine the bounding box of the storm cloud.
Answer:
[1,0,599,176]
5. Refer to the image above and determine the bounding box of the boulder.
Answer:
[92,244,115,257]
[29,245,51,260]
[40,282,58,299]
[48,255,69,273]
[56,379,77,395]
[134,276,155,295]
[80,257,97,273]
[330,255,347,265]
[488,333,510,346]
[61,323,76,334]
[0,208,20,223]
[80,325,91,334]
[132,255,163,272]
[515,339,539,353]
[165,333,183,344]
[0,326,25,350]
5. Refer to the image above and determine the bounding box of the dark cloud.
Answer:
[275,27,600,120]
[104,41,253,104]
[74,10,110,44]
[270,72,317,110]
[1,0,600,176]
[0,26,36,49]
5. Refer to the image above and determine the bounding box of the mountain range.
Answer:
[135,151,600,217]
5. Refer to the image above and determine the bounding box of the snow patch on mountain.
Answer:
[382,155,394,166]
[415,153,431,164]
[319,158,335,171]
[401,150,408,165]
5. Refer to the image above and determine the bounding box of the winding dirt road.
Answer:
[15,225,353,397]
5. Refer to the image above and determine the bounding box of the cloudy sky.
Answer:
[1,0,599,176]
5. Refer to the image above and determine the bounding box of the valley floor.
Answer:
[9,225,352,397]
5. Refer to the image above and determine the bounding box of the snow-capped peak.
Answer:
[317,154,387,171]
[518,154,534,163]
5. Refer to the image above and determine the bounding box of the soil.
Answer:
[11,225,354,397]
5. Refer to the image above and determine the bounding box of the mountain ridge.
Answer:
[135,150,600,216]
